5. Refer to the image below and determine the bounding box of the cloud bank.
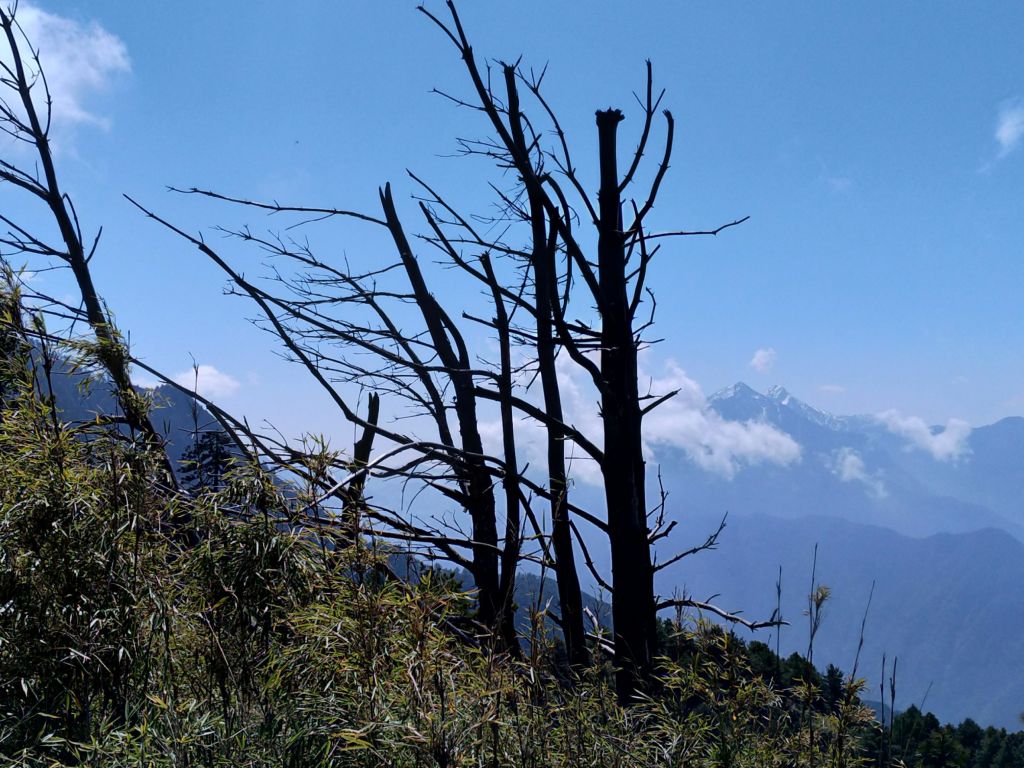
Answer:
[877,410,971,462]
[641,362,801,478]
[480,359,802,486]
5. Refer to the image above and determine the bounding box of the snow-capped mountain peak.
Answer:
[771,386,845,430]
[710,382,845,431]
[709,381,761,403]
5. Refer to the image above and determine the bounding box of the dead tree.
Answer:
[129,187,528,655]
[134,0,775,697]
[411,166,592,668]
[420,1,754,701]
[594,107,658,693]
[0,6,173,484]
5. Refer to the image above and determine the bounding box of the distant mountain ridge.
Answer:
[709,382,847,433]
[654,383,1024,729]
[674,382,1024,540]
[666,509,1024,730]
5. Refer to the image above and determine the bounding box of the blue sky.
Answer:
[5,1,1024,440]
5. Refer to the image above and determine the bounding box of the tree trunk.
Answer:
[379,185,505,638]
[501,64,588,666]
[534,225,589,668]
[595,109,657,702]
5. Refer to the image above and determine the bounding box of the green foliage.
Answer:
[882,706,1024,768]
[0,339,882,767]
[0,330,169,758]
[32,324,1024,766]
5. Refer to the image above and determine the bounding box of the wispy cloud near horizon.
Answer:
[826,176,853,194]
[877,410,971,462]
[830,447,887,498]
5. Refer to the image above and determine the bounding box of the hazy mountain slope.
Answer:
[665,510,1024,729]
[660,448,1019,539]
[879,416,1024,527]
[41,354,223,468]
[653,385,1024,727]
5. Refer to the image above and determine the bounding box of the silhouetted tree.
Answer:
[0,6,173,484]
[132,0,771,693]
[416,3,764,699]
[181,430,235,491]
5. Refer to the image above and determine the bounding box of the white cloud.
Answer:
[479,358,802,486]
[749,347,777,373]
[830,447,886,499]
[2,4,130,132]
[173,365,241,399]
[132,373,159,390]
[995,99,1024,158]
[877,410,971,462]
[477,353,606,487]
[819,384,845,395]
[642,361,802,478]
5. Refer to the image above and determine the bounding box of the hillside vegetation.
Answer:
[4,321,1023,767]
[0,329,879,766]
